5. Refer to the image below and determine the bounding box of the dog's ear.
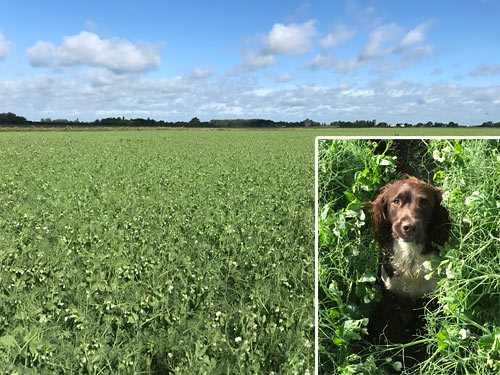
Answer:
[428,187,451,248]
[371,183,393,251]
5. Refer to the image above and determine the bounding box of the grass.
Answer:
[317,138,500,374]
[0,130,315,374]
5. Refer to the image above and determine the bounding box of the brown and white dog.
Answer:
[371,176,451,300]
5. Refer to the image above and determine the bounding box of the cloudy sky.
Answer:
[1,0,499,124]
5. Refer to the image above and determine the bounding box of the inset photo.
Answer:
[316,138,500,374]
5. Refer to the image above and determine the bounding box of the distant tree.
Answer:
[189,117,201,125]
[0,112,28,125]
[447,121,459,127]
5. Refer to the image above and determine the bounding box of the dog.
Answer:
[371,175,451,300]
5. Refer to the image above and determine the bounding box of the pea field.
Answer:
[318,138,500,374]
[1,129,500,374]
[0,130,318,374]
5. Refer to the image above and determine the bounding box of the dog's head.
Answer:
[371,175,451,252]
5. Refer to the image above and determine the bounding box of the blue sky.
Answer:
[1,0,499,124]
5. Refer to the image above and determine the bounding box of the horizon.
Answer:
[1,0,499,125]
[0,112,489,127]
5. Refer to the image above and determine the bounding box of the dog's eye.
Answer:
[392,199,401,206]
[419,198,429,208]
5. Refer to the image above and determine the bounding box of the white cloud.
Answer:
[470,64,500,76]
[1,71,500,125]
[27,41,58,66]
[0,33,12,60]
[234,20,317,73]
[188,66,216,80]
[321,24,356,49]
[273,73,298,83]
[242,51,276,69]
[398,45,435,66]
[85,68,126,87]
[27,31,162,73]
[346,0,382,28]
[308,53,365,73]
[359,23,404,61]
[395,20,434,52]
[265,20,317,55]
[375,45,435,73]
[308,20,436,74]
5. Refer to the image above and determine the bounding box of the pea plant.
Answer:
[318,139,397,374]
[0,130,315,374]
[318,138,500,375]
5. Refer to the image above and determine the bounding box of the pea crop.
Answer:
[318,138,500,374]
[0,130,314,374]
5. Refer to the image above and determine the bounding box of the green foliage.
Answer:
[420,139,500,374]
[318,138,500,374]
[318,139,394,374]
[0,130,314,373]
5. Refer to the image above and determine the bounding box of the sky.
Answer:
[0,0,499,125]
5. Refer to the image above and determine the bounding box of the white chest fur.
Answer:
[381,239,437,299]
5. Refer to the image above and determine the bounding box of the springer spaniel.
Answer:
[371,176,451,300]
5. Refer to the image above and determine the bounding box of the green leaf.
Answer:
[329,309,341,320]
[433,170,444,181]
[358,271,377,283]
[479,333,493,350]
[0,335,17,348]
[379,158,395,166]
[332,337,344,346]
[127,312,139,324]
[344,191,357,203]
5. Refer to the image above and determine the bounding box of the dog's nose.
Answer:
[401,221,415,233]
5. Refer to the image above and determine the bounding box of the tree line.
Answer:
[0,113,312,128]
[0,112,495,128]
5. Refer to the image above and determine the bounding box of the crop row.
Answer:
[0,130,315,374]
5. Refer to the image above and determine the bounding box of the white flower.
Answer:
[235,337,242,343]
[442,191,451,201]
[433,150,445,162]
[393,361,403,371]
[459,328,467,340]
